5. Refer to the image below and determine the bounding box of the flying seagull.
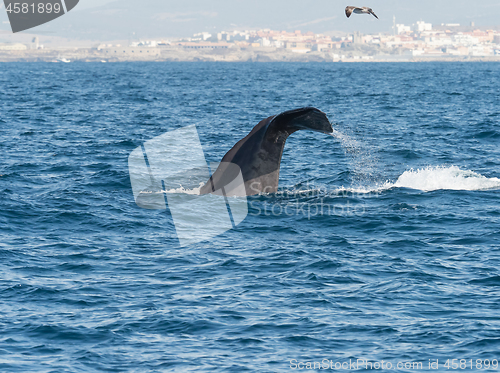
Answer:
[345,6,379,19]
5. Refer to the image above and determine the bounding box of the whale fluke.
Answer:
[200,107,333,196]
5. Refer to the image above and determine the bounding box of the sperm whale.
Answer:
[199,107,333,196]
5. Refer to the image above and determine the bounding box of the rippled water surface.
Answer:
[1,62,500,372]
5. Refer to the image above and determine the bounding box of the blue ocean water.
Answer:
[1,62,499,372]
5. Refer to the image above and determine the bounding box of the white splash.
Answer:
[330,129,380,187]
[139,166,500,197]
[393,166,500,192]
[162,186,202,195]
[330,129,361,151]
[138,183,203,195]
[286,166,500,195]
[333,183,394,195]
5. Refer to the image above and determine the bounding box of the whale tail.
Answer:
[268,107,334,135]
[200,107,333,196]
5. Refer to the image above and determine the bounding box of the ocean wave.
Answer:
[137,184,204,195]
[147,165,500,198]
[341,166,500,193]
[392,166,500,192]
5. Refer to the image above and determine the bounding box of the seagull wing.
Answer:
[345,6,355,18]
[368,8,379,19]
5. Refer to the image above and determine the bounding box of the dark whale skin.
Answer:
[200,107,333,196]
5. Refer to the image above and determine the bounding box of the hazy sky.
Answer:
[1,0,500,41]
[75,0,117,10]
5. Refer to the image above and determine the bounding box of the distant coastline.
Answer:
[1,47,500,63]
[2,23,500,63]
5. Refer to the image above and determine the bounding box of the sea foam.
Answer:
[393,166,500,192]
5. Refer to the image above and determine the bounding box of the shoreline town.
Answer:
[1,21,500,62]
